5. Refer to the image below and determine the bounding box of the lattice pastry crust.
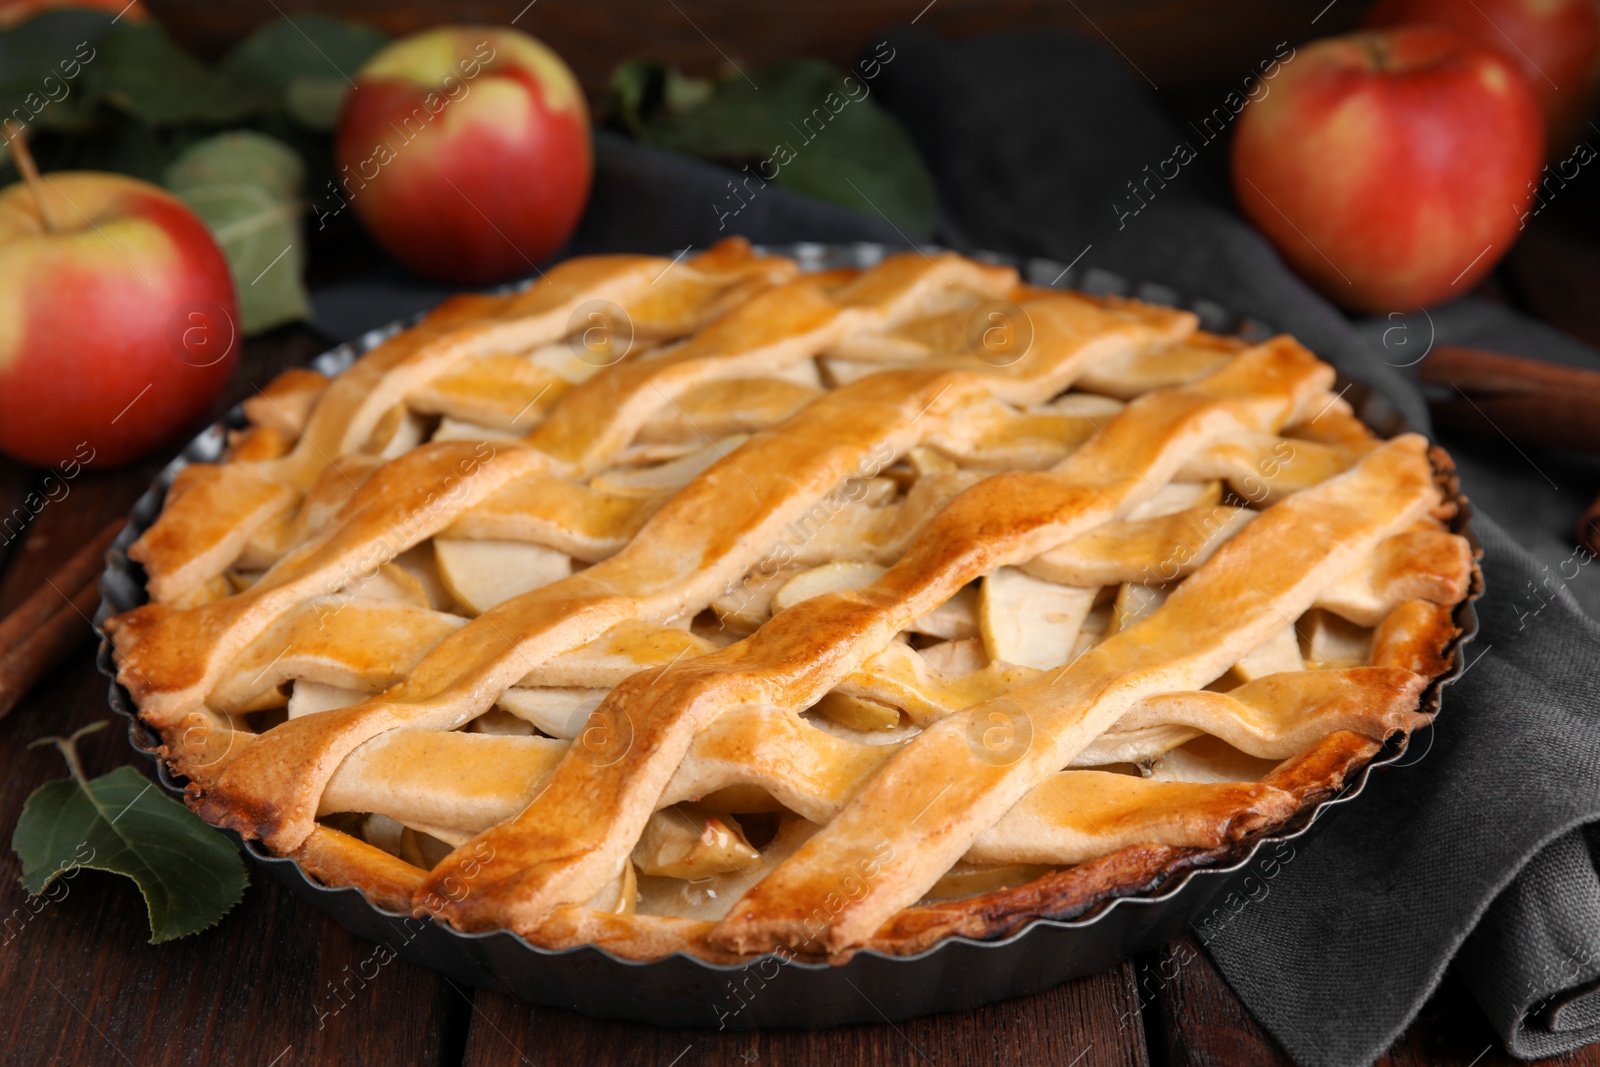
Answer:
[107,240,1474,963]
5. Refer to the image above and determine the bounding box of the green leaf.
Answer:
[12,724,246,943]
[608,60,711,137]
[87,21,264,126]
[167,131,310,334]
[220,16,388,131]
[0,9,118,134]
[283,76,349,131]
[610,58,937,237]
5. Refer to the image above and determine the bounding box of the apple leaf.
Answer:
[610,61,713,137]
[219,16,389,132]
[0,8,119,135]
[12,722,247,943]
[167,131,310,334]
[87,21,264,126]
[608,58,938,237]
[220,16,389,89]
[283,77,351,132]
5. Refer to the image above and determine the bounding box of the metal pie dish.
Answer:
[95,243,1483,1029]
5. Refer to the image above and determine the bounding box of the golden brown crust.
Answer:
[506,715,1433,965]
[107,242,1479,968]
[225,425,297,464]
[241,367,329,435]
[126,464,299,604]
[709,437,1443,956]
[1262,729,1386,802]
[1372,599,1462,678]
[291,825,424,913]
[1427,444,1463,523]
[867,845,1229,957]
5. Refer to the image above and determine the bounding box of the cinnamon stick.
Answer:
[1579,500,1600,559]
[0,518,122,719]
[1421,345,1600,554]
[1421,344,1600,454]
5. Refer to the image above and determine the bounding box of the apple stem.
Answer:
[2,120,60,233]
[1364,36,1391,73]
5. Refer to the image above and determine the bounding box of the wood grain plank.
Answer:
[0,459,34,580]
[1147,936,1293,1067]
[460,961,1148,1067]
[0,470,144,614]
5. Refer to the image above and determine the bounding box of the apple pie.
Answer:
[106,239,1475,962]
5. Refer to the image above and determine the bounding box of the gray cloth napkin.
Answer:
[1358,299,1600,1058]
[311,28,1600,1064]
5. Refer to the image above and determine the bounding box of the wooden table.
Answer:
[6,204,1600,1067]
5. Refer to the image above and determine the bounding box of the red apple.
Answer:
[0,0,148,28]
[1232,27,1544,312]
[0,167,237,468]
[334,27,592,285]
[1367,0,1600,153]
